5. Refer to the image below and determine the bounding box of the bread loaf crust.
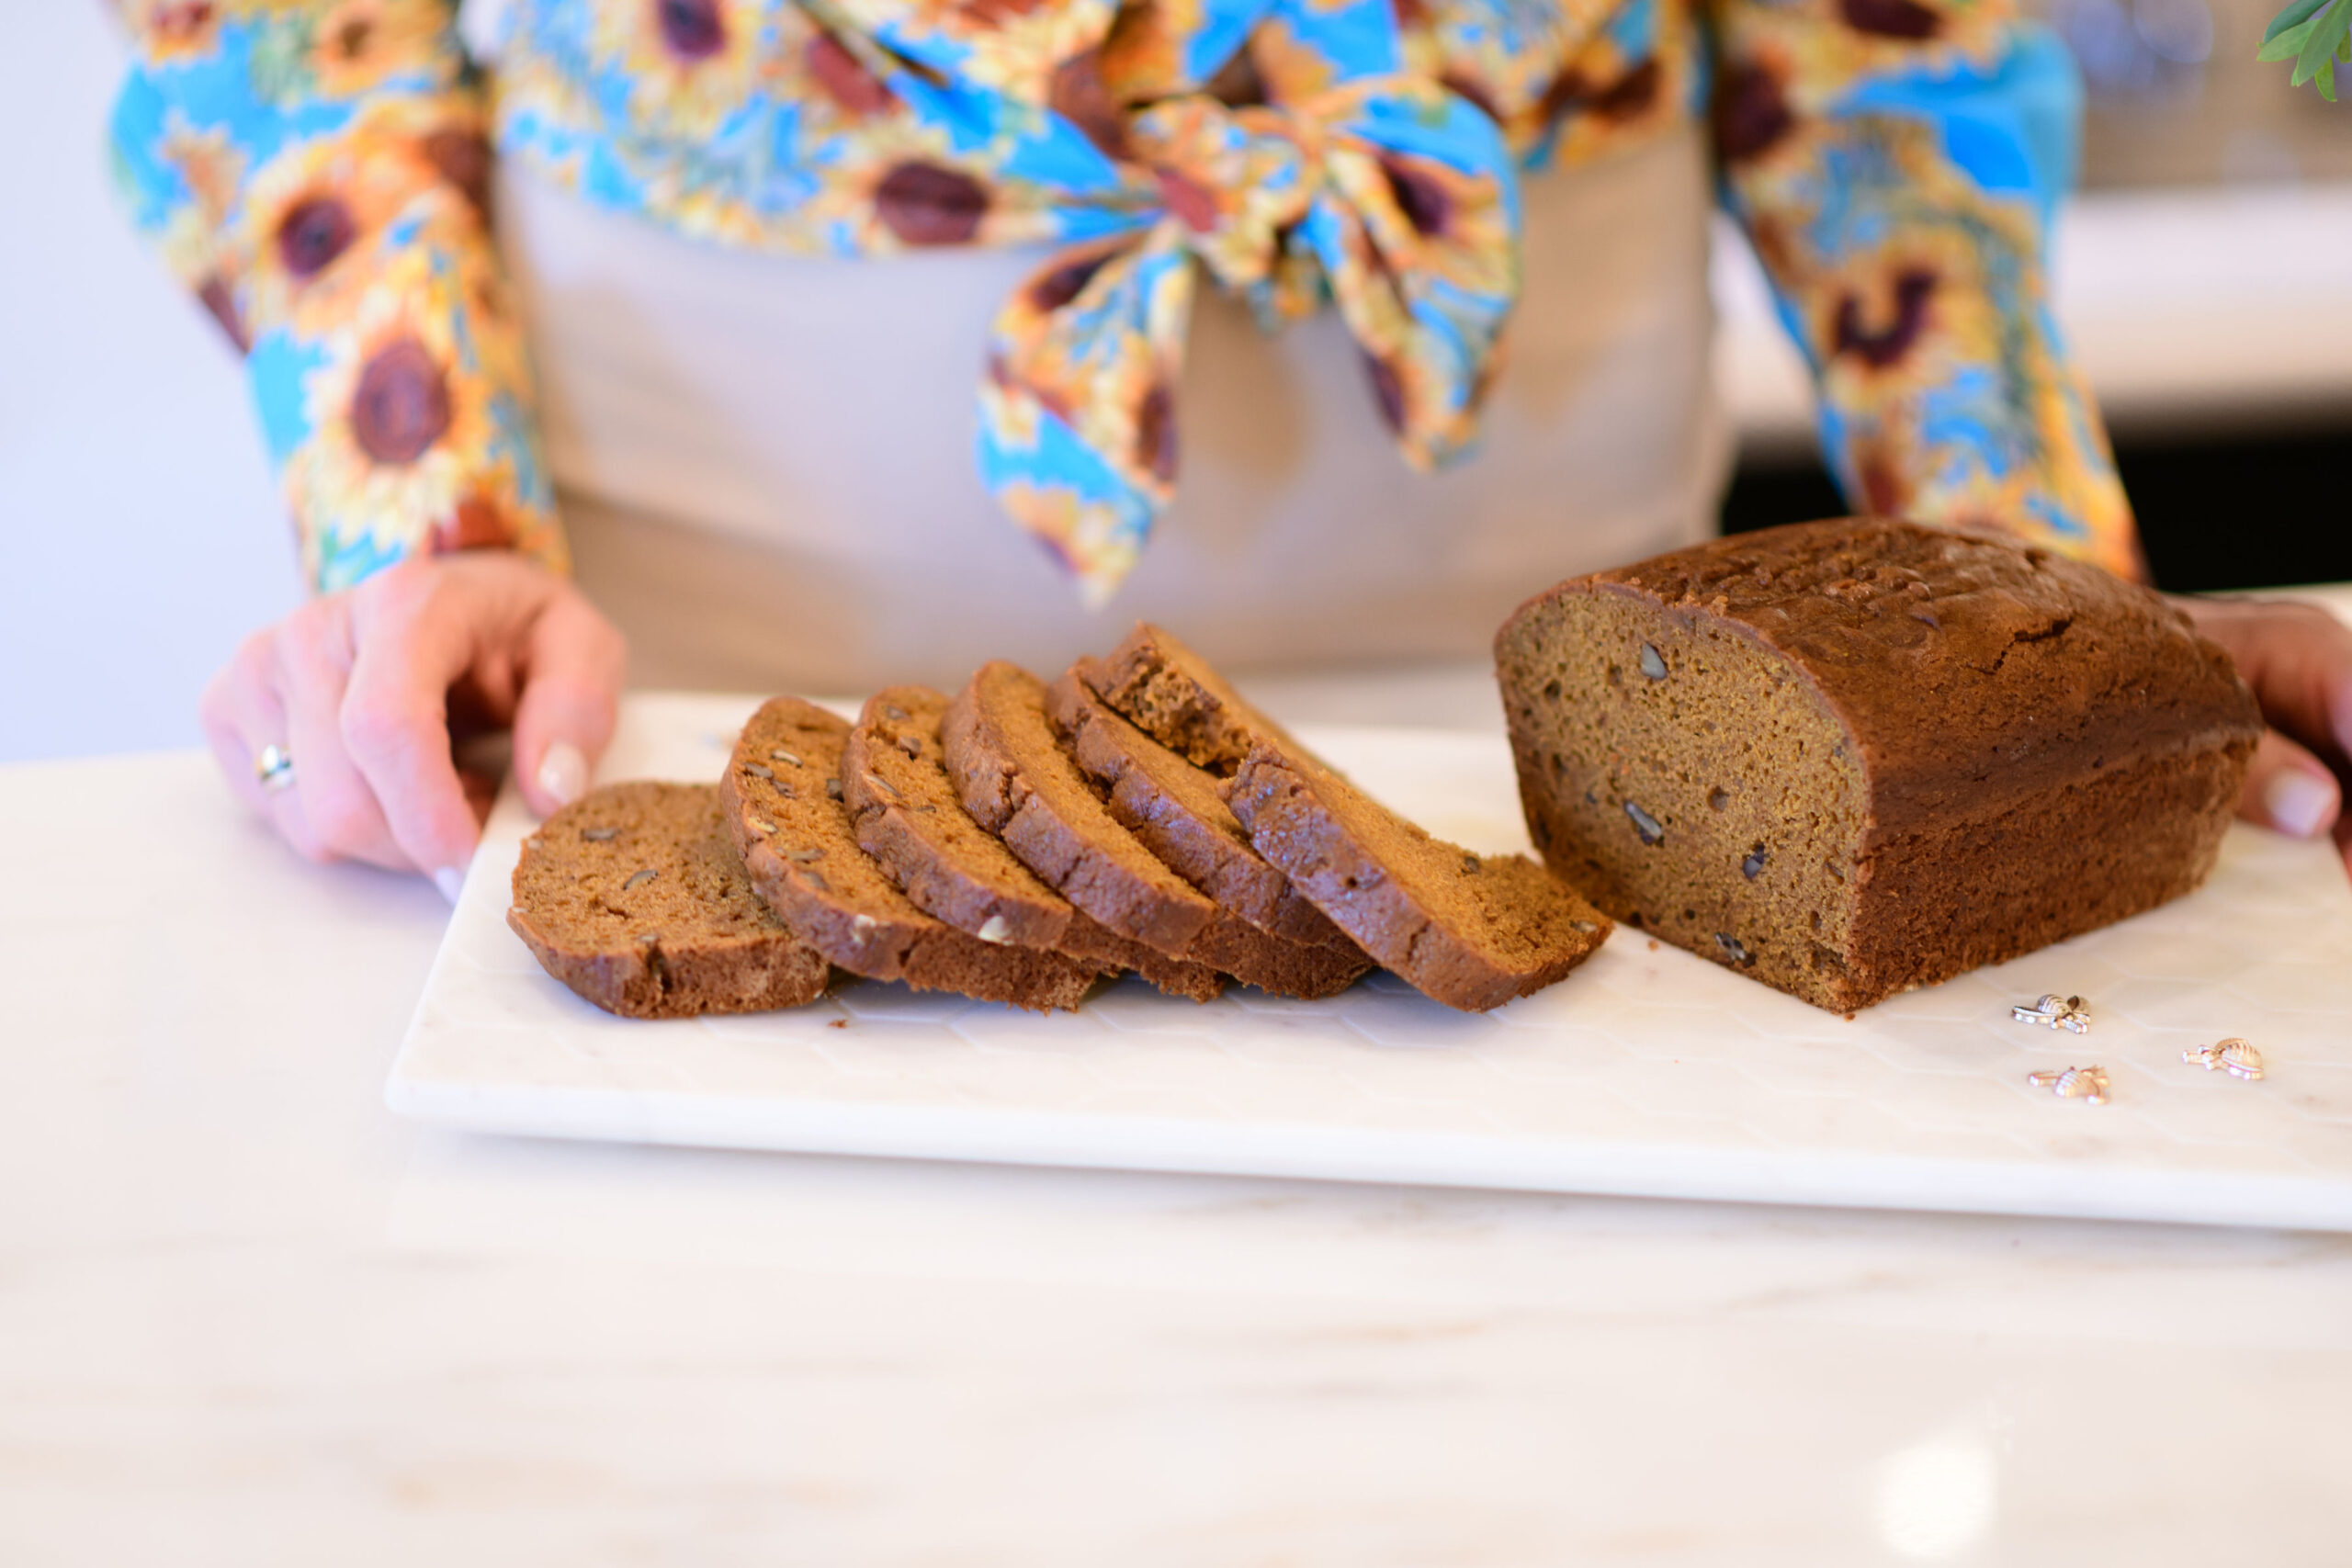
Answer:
[1552,520,2262,834]
[1497,519,2265,1010]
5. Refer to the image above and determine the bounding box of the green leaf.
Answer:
[2261,0,2350,92]
[2266,0,2329,44]
[2259,16,2315,57]
[2294,0,2348,83]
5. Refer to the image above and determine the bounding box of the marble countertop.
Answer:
[8,612,2352,1565]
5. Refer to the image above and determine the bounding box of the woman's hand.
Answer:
[199,553,628,898]
[2176,594,2352,874]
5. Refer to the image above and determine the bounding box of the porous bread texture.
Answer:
[844,686,1226,1003]
[721,697,1099,1012]
[944,661,1369,1000]
[1230,742,1611,1012]
[1495,518,2265,1012]
[1051,664,1360,952]
[508,782,831,1019]
[1086,623,1305,774]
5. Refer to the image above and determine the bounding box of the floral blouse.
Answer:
[112,0,2139,604]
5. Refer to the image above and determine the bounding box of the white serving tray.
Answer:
[390,694,2352,1231]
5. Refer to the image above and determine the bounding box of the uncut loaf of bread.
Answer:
[1496,519,2264,1012]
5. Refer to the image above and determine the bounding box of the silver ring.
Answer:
[254,742,295,794]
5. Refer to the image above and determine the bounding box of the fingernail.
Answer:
[537,740,588,808]
[433,866,466,906]
[2263,769,2337,839]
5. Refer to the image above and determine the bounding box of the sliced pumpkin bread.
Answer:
[1049,664,1360,953]
[1229,741,1613,1012]
[508,781,831,1019]
[843,686,1224,1002]
[944,662,1367,1000]
[721,698,1099,1011]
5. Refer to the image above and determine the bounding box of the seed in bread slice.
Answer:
[721,698,1099,1012]
[1087,622,1305,774]
[508,781,831,1018]
[1228,740,1613,1013]
[1049,664,1359,953]
[944,662,1369,1000]
[844,686,1226,1003]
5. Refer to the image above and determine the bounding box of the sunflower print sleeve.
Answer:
[110,0,563,595]
[1705,0,2142,579]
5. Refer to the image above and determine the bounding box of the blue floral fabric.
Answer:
[111,0,2139,601]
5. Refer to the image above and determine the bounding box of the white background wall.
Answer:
[1,3,300,764]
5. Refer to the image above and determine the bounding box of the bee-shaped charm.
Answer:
[2183,1038,2266,1081]
[2013,994,2091,1033]
[2028,1065,2110,1104]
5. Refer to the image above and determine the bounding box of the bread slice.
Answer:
[944,661,1219,956]
[508,781,831,1018]
[1229,742,1614,1012]
[721,697,1099,1011]
[944,661,1368,1000]
[1049,664,1359,952]
[1086,622,1304,774]
[1182,916,1374,1001]
[843,686,1225,1003]
[1059,919,1229,1004]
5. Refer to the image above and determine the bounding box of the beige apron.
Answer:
[495,122,1728,693]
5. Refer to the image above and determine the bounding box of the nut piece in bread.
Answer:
[508,781,831,1018]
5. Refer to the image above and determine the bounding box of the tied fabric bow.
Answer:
[977,78,1522,605]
